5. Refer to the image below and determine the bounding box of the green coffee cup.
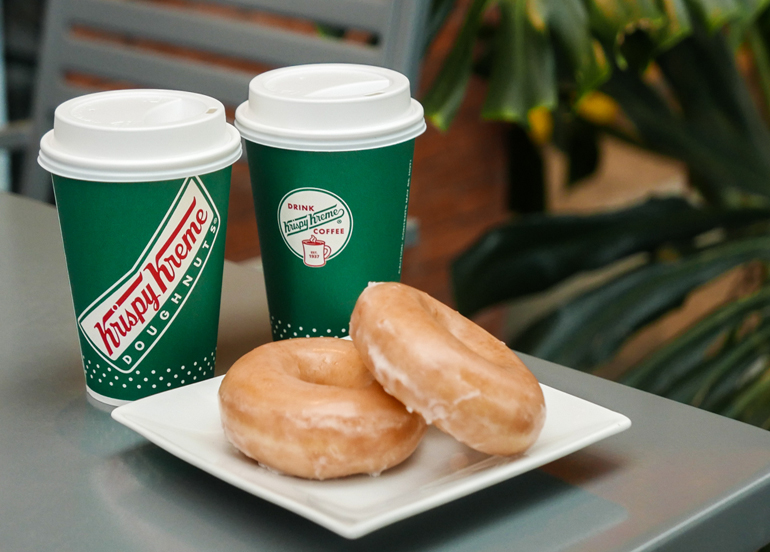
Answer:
[235,64,426,340]
[38,89,242,405]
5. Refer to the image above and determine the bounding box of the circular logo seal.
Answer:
[277,188,353,267]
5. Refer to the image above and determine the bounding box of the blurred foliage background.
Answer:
[9,0,770,432]
[424,0,770,433]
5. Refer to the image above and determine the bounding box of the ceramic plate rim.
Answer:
[111,376,631,539]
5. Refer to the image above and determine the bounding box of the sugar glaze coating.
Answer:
[350,283,546,456]
[219,337,426,479]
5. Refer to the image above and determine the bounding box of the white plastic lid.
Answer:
[234,64,426,151]
[38,89,242,182]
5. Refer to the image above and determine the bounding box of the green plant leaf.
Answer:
[656,20,770,157]
[421,0,770,134]
[724,0,770,48]
[533,0,610,96]
[686,0,743,31]
[685,0,770,36]
[481,0,557,122]
[422,0,493,130]
[589,13,770,206]
[551,111,602,185]
[512,234,770,370]
[652,0,693,49]
[452,197,770,316]
[602,59,770,204]
[424,0,459,52]
[720,367,770,427]
[700,355,768,412]
[620,284,770,392]
[747,17,770,116]
[665,320,770,405]
[585,0,667,66]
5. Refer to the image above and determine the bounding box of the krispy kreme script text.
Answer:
[78,178,219,372]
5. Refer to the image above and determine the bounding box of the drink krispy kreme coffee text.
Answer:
[277,188,353,263]
[78,177,220,373]
[283,204,346,236]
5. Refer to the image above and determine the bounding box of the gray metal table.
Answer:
[2,191,770,552]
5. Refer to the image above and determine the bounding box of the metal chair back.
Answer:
[20,0,430,200]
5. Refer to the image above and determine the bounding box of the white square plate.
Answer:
[112,376,631,539]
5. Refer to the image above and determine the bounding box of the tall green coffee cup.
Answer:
[235,64,426,340]
[38,89,242,405]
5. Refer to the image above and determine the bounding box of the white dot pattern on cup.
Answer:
[270,319,347,340]
[82,347,217,399]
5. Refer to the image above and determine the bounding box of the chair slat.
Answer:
[198,0,391,32]
[59,37,254,107]
[67,0,382,69]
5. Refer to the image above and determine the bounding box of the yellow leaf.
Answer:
[576,91,619,125]
[527,106,553,144]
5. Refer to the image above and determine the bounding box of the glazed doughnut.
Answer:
[218,337,426,480]
[350,282,546,456]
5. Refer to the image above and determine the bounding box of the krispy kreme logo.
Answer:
[278,188,353,267]
[78,176,220,373]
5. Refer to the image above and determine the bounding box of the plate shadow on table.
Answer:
[106,442,628,552]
